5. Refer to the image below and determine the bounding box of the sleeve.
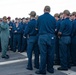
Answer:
[12,24,15,32]
[0,23,7,30]
[56,21,60,31]
[17,24,23,34]
[59,21,65,33]
[71,22,75,36]
[23,22,31,36]
[35,17,40,30]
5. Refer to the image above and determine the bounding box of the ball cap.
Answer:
[3,16,7,20]
[7,16,11,19]
[29,11,36,17]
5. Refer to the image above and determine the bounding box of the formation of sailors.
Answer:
[0,5,76,75]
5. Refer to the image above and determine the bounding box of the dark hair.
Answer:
[29,11,36,17]
[72,12,76,17]
[54,13,59,18]
[63,10,70,16]
[44,6,50,12]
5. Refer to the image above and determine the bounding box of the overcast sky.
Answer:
[0,0,76,19]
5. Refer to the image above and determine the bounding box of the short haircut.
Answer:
[63,10,70,16]
[29,11,36,17]
[44,5,50,12]
[54,13,59,18]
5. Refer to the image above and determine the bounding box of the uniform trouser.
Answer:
[71,36,76,65]
[59,36,71,69]
[55,36,60,64]
[27,36,39,69]
[9,33,13,50]
[1,37,9,56]
[38,34,55,73]
[21,37,27,52]
[13,34,21,52]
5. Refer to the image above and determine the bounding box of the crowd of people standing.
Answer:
[0,5,76,74]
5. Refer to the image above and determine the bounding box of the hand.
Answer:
[35,28,38,30]
[9,36,11,38]
[58,32,62,39]
[10,26,12,29]
[58,36,61,39]
[14,30,17,33]
[55,29,57,32]
[23,36,26,38]
[58,32,62,36]
[9,29,11,31]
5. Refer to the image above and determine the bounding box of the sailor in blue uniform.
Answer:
[54,13,60,65]
[35,6,56,74]
[71,12,76,66]
[23,11,39,70]
[58,10,72,70]
[21,18,29,52]
[13,19,22,52]
[7,17,14,51]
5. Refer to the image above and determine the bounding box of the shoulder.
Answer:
[28,19,36,23]
[47,14,56,21]
[38,14,45,19]
[13,23,16,27]
[19,22,21,25]
[1,22,4,25]
[73,20,76,23]
[10,21,13,24]
[72,20,76,26]
[26,21,31,27]
[64,19,72,26]
[57,20,60,24]
[13,23,16,25]
[61,19,65,25]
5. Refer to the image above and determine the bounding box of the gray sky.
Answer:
[0,0,76,19]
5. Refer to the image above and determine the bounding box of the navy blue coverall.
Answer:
[55,19,61,64]
[36,13,56,73]
[8,21,14,50]
[13,22,22,52]
[21,22,27,52]
[71,19,76,65]
[58,18,72,69]
[24,19,39,70]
